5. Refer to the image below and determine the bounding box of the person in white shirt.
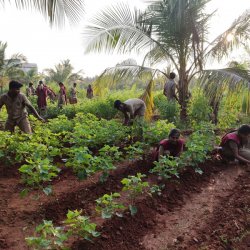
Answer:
[163,72,178,101]
[114,98,146,125]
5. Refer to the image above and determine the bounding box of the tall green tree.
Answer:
[83,0,250,121]
[0,0,84,27]
[44,59,84,84]
[0,41,27,92]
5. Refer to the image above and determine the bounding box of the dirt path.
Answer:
[142,164,247,249]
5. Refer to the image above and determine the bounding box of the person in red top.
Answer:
[36,80,48,115]
[220,124,250,164]
[156,128,184,160]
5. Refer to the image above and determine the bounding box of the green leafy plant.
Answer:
[95,193,126,219]
[25,220,68,250]
[143,120,175,145]
[19,158,60,187]
[124,141,147,161]
[65,146,95,180]
[149,184,165,196]
[97,145,122,182]
[63,210,100,240]
[121,173,149,215]
[187,88,212,126]
[154,93,180,123]
[181,122,215,170]
[150,156,180,179]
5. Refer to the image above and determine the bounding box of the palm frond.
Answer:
[140,78,155,121]
[205,9,250,60]
[199,68,250,113]
[0,0,84,27]
[83,2,154,54]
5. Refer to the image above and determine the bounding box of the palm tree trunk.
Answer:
[178,71,189,121]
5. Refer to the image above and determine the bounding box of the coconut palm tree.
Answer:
[17,68,41,85]
[83,0,250,121]
[44,59,84,84]
[0,41,27,92]
[0,0,84,27]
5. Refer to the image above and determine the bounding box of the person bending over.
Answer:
[220,124,250,164]
[114,98,146,125]
[156,128,185,160]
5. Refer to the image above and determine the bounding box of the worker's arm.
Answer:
[163,83,167,96]
[0,95,4,110]
[158,145,170,159]
[126,105,134,119]
[172,84,179,102]
[158,145,165,159]
[23,96,44,122]
[230,141,250,164]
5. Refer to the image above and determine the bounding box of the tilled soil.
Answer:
[0,159,249,250]
[74,162,250,250]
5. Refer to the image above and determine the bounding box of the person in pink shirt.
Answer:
[36,80,48,115]
[220,124,250,164]
[155,128,185,160]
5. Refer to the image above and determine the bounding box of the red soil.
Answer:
[0,158,249,250]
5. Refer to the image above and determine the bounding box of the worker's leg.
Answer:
[18,117,32,134]
[133,116,144,140]
[4,119,15,133]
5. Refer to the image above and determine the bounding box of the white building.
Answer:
[21,63,38,73]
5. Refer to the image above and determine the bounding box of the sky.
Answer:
[0,0,250,77]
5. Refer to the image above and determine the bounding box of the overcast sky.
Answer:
[0,0,249,77]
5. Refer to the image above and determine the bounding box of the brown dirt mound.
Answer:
[74,161,248,250]
[1,158,249,250]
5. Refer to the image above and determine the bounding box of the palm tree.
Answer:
[0,41,27,92]
[0,0,84,27]
[44,59,84,84]
[83,0,250,121]
[17,68,41,85]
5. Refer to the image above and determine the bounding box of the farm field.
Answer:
[0,157,249,249]
[0,112,249,250]
[1,0,250,249]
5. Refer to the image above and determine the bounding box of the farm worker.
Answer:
[86,84,93,99]
[163,72,178,101]
[26,82,36,97]
[69,82,78,104]
[58,82,67,108]
[219,124,250,164]
[0,80,44,133]
[114,98,146,125]
[47,87,57,103]
[36,80,48,115]
[154,128,185,160]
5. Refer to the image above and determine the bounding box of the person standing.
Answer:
[163,72,178,101]
[58,82,67,108]
[46,86,57,103]
[69,82,78,104]
[114,98,146,125]
[0,80,44,133]
[26,82,36,97]
[86,84,93,99]
[36,80,48,115]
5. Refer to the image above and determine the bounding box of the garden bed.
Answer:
[0,157,249,249]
